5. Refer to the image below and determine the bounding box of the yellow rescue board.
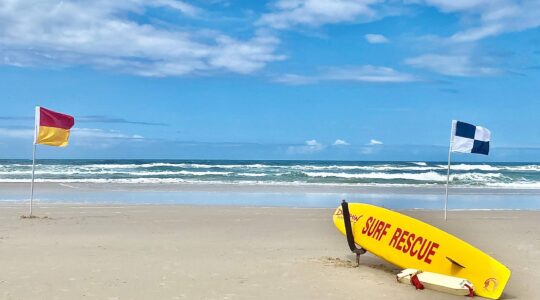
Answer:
[333,203,510,299]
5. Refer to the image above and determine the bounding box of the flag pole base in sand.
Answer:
[27,142,37,218]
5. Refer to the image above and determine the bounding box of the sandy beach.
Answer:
[1,202,538,300]
[2,0,539,298]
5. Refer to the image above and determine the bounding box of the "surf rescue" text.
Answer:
[361,216,440,264]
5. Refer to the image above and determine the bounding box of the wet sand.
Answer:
[3,181,540,194]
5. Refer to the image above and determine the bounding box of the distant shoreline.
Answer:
[4,181,540,210]
[3,182,540,194]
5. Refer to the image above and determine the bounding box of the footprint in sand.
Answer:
[318,256,357,268]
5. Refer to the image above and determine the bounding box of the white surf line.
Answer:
[37,205,120,208]
[59,183,81,189]
[68,206,128,209]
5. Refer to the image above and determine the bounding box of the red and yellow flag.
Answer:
[34,106,75,147]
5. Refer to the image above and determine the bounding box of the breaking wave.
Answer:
[0,160,539,188]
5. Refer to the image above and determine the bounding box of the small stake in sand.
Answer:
[445,120,491,220]
[27,106,75,218]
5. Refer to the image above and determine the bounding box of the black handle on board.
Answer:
[341,200,360,253]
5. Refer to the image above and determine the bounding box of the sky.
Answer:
[0,0,539,161]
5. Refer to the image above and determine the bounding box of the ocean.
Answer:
[1,159,540,188]
[2,160,540,209]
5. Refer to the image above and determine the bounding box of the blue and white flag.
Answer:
[451,120,491,155]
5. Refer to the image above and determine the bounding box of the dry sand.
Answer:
[0,203,538,300]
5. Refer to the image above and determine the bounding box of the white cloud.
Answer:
[259,0,540,44]
[259,0,382,29]
[409,0,494,12]
[72,128,145,140]
[2,0,535,80]
[364,33,389,43]
[360,147,375,155]
[68,128,146,149]
[359,139,383,154]
[333,139,350,146]
[306,139,322,147]
[273,74,318,85]
[153,0,202,17]
[0,127,145,147]
[324,65,416,82]
[0,128,34,139]
[0,1,284,76]
[415,0,540,42]
[287,139,324,154]
[275,65,418,84]
[405,54,499,76]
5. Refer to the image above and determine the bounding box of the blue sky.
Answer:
[0,0,539,161]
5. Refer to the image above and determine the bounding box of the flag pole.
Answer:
[444,146,452,220]
[29,106,39,217]
[444,122,454,221]
[29,142,36,217]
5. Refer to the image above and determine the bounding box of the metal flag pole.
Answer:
[444,121,454,221]
[29,142,37,217]
[29,106,39,217]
